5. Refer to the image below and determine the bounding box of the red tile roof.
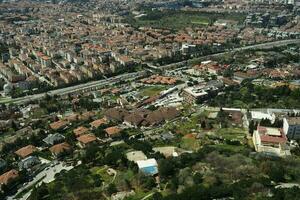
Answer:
[258,126,287,144]
[73,126,89,137]
[49,120,67,130]
[105,126,122,137]
[90,118,107,128]
[49,142,71,155]
[77,134,97,144]
[15,145,37,158]
[0,169,19,185]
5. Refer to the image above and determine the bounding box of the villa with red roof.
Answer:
[253,126,291,157]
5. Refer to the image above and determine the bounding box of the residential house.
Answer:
[105,108,129,122]
[89,118,108,129]
[18,156,41,171]
[124,113,144,127]
[105,126,122,138]
[73,126,89,137]
[49,142,72,157]
[15,145,38,159]
[0,169,19,189]
[77,134,97,148]
[49,120,68,131]
[43,133,65,146]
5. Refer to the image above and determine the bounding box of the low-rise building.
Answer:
[90,118,108,129]
[77,134,97,148]
[49,142,72,157]
[126,151,147,162]
[136,159,158,176]
[0,169,19,189]
[105,126,122,138]
[18,156,41,171]
[15,145,38,159]
[253,126,290,157]
[73,126,89,137]
[49,120,68,131]
[283,117,300,140]
[250,111,276,123]
[43,133,65,146]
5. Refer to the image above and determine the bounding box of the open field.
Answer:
[139,85,168,97]
[215,128,246,141]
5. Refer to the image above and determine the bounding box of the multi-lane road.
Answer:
[150,39,300,71]
[3,71,147,105]
[3,39,300,105]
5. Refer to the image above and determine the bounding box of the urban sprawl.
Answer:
[0,0,300,200]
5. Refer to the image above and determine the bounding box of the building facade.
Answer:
[283,117,300,139]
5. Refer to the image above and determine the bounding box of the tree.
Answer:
[193,172,203,184]
[138,174,156,190]
[260,118,272,127]
[152,192,163,200]
[249,120,255,135]
[201,121,206,129]
[30,184,49,200]
[158,159,176,179]
[92,174,103,187]
[260,161,285,182]
[130,140,153,155]
[106,183,117,196]
[94,127,107,138]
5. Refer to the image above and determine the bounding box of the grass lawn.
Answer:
[180,137,201,151]
[215,128,246,141]
[209,143,249,154]
[173,115,201,135]
[90,166,113,183]
[191,20,209,25]
[140,85,167,97]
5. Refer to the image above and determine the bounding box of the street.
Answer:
[7,161,74,200]
[3,71,146,105]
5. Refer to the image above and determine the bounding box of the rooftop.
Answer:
[49,142,71,155]
[126,151,147,162]
[15,145,37,158]
[286,117,300,125]
[90,118,107,128]
[105,126,122,136]
[0,169,19,185]
[77,134,97,144]
[73,126,89,137]
[49,120,68,130]
[257,126,287,144]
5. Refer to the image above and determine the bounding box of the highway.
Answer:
[3,39,300,105]
[4,71,146,105]
[150,39,300,71]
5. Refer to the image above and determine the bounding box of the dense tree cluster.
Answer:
[211,82,300,109]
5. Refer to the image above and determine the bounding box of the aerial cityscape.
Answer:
[0,0,300,199]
